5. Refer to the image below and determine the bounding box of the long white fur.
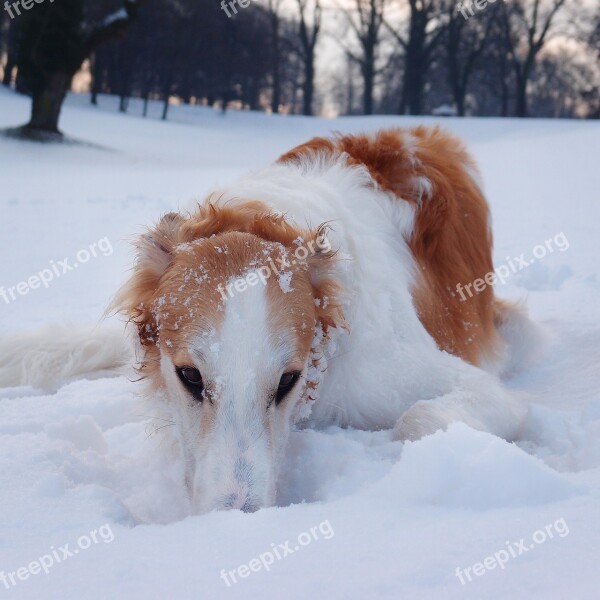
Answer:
[0,324,130,391]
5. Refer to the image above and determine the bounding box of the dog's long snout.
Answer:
[190,395,279,514]
[195,442,275,514]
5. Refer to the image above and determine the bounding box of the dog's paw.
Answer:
[392,401,450,442]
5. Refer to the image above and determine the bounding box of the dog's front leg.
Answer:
[393,369,526,442]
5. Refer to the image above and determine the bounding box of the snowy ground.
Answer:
[1,88,599,599]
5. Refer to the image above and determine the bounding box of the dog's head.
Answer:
[113,200,346,513]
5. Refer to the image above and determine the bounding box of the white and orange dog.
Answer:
[0,128,539,513]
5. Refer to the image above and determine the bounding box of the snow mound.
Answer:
[381,424,584,510]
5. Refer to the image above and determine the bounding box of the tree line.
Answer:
[0,0,598,136]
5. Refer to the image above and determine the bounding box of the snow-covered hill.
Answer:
[1,89,599,599]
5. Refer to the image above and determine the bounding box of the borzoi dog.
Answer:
[0,127,539,513]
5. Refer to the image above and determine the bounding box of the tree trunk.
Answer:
[346,56,355,114]
[302,60,314,116]
[26,71,71,133]
[162,95,170,120]
[90,54,100,105]
[398,10,428,115]
[362,43,375,115]
[449,71,466,116]
[15,68,28,94]
[401,56,425,115]
[2,19,17,87]
[363,66,374,115]
[2,58,15,87]
[407,72,424,115]
[271,72,280,113]
[249,79,260,111]
[270,12,281,114]
[515,74,527,117]
[399,86,407,115]
[501,81,509,117]
[455,90,465,117]
[271,52,281,114]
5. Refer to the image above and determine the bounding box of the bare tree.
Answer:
[266,0,285,113]
[582,4,600,118]
[386,0,446,115]
[445,0,496,115]
[14,0,146,138]
[501,0,567,117]
[295,0,322,115]
[343,0,388,114]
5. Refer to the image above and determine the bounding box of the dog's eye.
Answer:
[275,371,301,405]
[179,367,202,384]
[176,367,204,401]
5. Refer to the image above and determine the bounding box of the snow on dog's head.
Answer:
[113,200,346,513]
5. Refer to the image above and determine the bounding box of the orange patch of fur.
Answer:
[111,201,346,380]
[280,127,504,367]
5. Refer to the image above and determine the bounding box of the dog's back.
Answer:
[280,127,506,371]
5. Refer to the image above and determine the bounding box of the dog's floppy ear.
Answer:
[110,212,186,346]
[307,224,349,334]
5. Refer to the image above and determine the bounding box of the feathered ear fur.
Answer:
[110,202,348,350]
[110,212,186,346]
[306,224,348,334]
